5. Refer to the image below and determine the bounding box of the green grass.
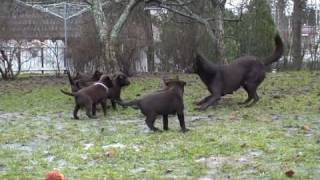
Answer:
[0,71,320,179]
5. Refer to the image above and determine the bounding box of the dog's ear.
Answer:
[92,70,102,80]
[101,75,113,88]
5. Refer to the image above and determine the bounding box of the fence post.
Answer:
[41,47,44,74]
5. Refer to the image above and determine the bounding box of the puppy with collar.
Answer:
[61,75,113,119]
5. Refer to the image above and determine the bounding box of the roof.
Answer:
[0,0,95,41]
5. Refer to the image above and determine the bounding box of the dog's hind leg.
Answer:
[85,103,96,119]
[111,100,117,110]
[101,100,107,116]
[92,104,96,116]
[163,115,169,131]
[146,115,160,132]
[177,112,189,133]
[73,104,80,119]
[238,85,253,105]
[245,91,259,107]
[194,95,212,105]
[244,83,259,107]
[197,95,221,111]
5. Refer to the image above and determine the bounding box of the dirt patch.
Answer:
[0,112,25,119]
[197,150,263,179]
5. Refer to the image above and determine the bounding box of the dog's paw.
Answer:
[181,128,190,133]
[193,101,201,105]
[152,128,162,132]
[194,106,207,111]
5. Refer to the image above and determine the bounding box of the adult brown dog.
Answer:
[193,34,284,110]
[107,72,130,109]
[117,79,189,133]
[66,70,102,92]
[61,75,113,119]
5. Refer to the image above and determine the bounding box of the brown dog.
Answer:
[117,79,189,133]
[61,75,113,119]
[193,34,284,110]
[66,70,102,92]
[107,72,130,109]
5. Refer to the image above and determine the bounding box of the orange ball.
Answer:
[45,170,64,180]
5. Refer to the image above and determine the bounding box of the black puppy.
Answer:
[107,72,130,109]
[193,34,283,110]
[61,75,113,119]
[66,70,102,92]
[117,79,189,133]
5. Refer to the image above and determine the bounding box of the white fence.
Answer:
[1,40,66,74]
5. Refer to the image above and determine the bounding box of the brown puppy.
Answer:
[67,70,102,92]
[61,75,113,119]
[107,72,130,109]
[117,79,189,133]
[193,34,284,110]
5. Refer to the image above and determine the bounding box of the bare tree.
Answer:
[291,0,305,70]
[0,44,22,80]
[85,0,142,72]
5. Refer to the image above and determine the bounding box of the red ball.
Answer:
[45,170,64,180]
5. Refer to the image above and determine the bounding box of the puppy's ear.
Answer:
[93,70,102,79]
[104,76,113,88]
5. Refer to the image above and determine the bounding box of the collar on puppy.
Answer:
[94,82,109,92]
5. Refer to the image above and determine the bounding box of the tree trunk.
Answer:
[109,0,142,72]
[292,0,305,70]
[144,10,155,72]
[213,1,227,64]
[276,0,287,70]
[90,0,110,69]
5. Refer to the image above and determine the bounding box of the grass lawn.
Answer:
[0,71,320,179]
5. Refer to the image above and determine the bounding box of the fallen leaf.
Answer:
[302,125,311,131]
[165,169,173,174]
[104,149,116,158]
[285,170,294,177]
[240,143,247,148]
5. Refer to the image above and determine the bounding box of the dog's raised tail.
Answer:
[263,33,284,66]
[60,89,75,96]
[115,99,140,109]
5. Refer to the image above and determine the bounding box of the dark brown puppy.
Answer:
[67,70,102,92]
[117,79,189,133]
[61,75,113,119]
[107,72,130,109]
[74,70,103,82]
[193,34,284,110]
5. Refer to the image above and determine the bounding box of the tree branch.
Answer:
[110,0,143,40]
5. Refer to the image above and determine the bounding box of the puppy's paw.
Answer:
[181,128,190,133]
[195,106,207,111]
[152,128,162,132]
[193,101,201,105]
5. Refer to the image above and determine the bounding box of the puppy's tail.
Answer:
[60,89,75,97]
[115,99,140,109]
[263,33,284,66]
[67,70,75,85]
